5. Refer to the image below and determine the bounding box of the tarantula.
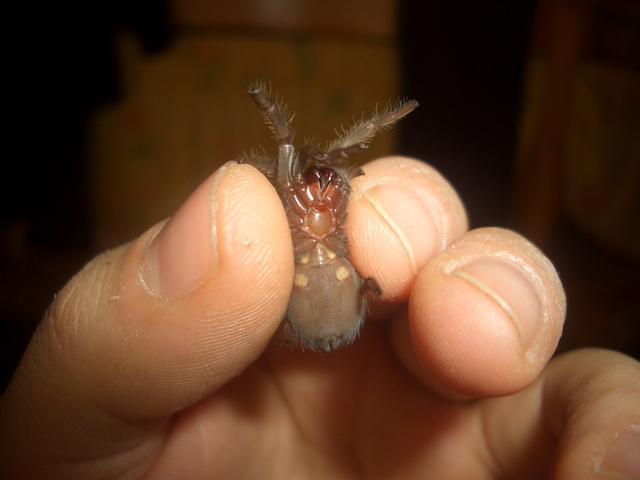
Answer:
[240,82,418,351]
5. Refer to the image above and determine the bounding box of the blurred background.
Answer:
[2,0,639,391]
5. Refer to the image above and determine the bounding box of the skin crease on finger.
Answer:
[406,228,566,399]
[347,156,469,302]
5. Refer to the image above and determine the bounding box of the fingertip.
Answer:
[408,228,565,397]
[134,161,294,393]
[347,156,468,301]
[140,161,230,298]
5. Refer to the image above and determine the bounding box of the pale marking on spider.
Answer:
[294,273,309,288]
[335,266,350,281]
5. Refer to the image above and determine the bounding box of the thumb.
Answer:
[0,162,293,477]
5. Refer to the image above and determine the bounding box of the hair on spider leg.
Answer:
[327,99,419,153]
[237,153,277,178]
[244,82,417,352]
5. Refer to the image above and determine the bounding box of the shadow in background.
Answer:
[399,0,538,229]
[1,0,171,391]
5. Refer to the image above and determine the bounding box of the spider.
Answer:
[240,82,418,351]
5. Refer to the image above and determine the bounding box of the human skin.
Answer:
[0,157,638,479]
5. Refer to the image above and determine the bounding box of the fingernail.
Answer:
[453,260,542,350]
[363,184,441,274]
[142,162,234,297]
[597,428,640,480]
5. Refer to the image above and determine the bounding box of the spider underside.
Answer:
[240,82,418,351]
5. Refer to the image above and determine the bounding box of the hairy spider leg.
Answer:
[327,100,419,161]
[248,84,296,186]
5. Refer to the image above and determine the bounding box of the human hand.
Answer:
[1,157,638,479]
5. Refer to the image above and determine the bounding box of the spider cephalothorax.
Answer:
[240,83,418,351]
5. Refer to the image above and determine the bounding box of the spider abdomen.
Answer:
[287,245,364,351]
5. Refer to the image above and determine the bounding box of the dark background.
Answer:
[2,0,639,392]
